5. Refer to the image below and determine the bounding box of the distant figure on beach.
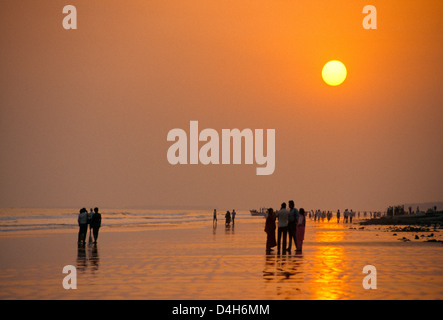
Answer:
[78,208,88,246]
[91,207,102,244]
[264,208,277,254]
[349,209,354,223]
[276,203,289,254]
[213,209,217,227]
[231,209,236,225]
[344,209,349,223]
[287,200,298,252]
[296,208,306,253]
[225,211,231,226]
[337,209,340,223]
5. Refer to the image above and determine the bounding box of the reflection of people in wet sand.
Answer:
[296,208,306,253]
[263,254,304,284]
[77,244,100,272]
[77,245,87,271]
[264,208,277,254]
[89,244,100,272]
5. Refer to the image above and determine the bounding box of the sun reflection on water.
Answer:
[311,226,348,299]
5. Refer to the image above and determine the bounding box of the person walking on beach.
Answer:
[78,208,88,246]
[213,209,217,227]
[287,200,298,253]
[276,203,289,254]
[91,207,102,244]
[296,208,306,253]
[349,210,354,223]
[225,210,231,226]
[264,208,277,254]
[231,209,236,225]
[337,209,340,223]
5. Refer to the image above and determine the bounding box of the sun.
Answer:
[322,60,347,86]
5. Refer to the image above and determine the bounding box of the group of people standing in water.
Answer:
[77,207,102,246]
[265,201,306,254]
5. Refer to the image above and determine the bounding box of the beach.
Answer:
[0,210,442,300]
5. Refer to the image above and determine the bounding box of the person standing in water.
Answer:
[91,207,102,244]
[296,208,306,253]
[231,209,236,225]
[213,209,217,227]
[276,203,289,254]
[287,200,298,253]
[264,208,277,254]
[225,211,231,226]
[88,208,94,243]
[78,208,88,246]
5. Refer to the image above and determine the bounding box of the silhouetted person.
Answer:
[88,208,94,243]
[287,200,298,252]
[225,211,231,226]
[337,209,340,223]
[91,207,102,244]
[231,209,236,225]
[78,208,88,246]
[296,208,306,253]
[264,208,277,254]
[344,209,349,223]
[276,203,289,254]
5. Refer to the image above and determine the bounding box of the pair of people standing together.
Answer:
[265,201,306,254]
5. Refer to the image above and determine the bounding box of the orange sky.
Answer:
[0,1,442,211]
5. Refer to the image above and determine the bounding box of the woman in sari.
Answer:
[264,208,277,253]
[296,208,306,253]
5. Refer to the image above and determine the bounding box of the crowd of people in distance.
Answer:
[264,201,306,255]
[311,209,356,223]
[77,207,102,246]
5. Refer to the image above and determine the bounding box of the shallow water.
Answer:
[0,216,442,300]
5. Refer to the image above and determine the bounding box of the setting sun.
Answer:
[322,60,347,86]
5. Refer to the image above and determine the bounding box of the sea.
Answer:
[0,208,258,233]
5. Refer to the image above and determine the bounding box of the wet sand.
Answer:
[0,219,442,300]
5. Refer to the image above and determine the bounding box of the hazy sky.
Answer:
[1,1,442,211]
